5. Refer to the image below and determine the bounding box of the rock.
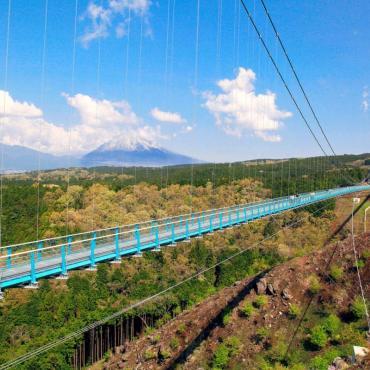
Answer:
[282,288,292,300]
[352,345,369,363]
[328,357,349,370]
[256,278,267,294]
[267,283,276,295]
[117,361,125,369]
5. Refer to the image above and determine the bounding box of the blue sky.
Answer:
[0,0,369,162]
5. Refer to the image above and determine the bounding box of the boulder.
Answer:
[256,278,267,294]
[328,357,349,370]
[267,283,276,295]
[282,288,292,300]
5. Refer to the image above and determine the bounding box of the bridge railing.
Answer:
[0,193,286,256]
[0,185,369,288]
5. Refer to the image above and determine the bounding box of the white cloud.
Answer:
[362,86,369,113]
[0,91,161,155]
[63,93,139,126]
[0,90,42,117]
[150,107,186,124]
[202,67,292,141]
[80,0,151,47]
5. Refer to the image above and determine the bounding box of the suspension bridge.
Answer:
[1,184,368,291]
[1,0,370,368]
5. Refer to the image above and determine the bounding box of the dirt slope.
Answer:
[102,233,369,369]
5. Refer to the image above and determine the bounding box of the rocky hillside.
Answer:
[102,234,370,370]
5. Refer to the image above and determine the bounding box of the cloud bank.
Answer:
[0,90,160,155]
[203,67,292,142]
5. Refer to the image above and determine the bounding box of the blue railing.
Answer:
[0,185,368,289]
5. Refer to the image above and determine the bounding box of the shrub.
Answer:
[290,365,306,370]
[329,265,343,282]
[266,340,288,363]
[144,326,155,335]
[225,336,241,355]
[254,295,269,308]
[309,348,341,370]
[150,334,160,344]
[170,337,179,350]
[323,314,341,336]
[255,327,269,343]
[357,259,365,269]
[212,337,241,369]
[222,312,232,326]
[288,304,301,319]
[173,306,182,316]
[362,249,370,259]
[144,349,156,361]
[176,323,186,335]
[159,348,171,359]
[213,343,229,369]
[308,274,321,294]
[241,302,255,318]
[339,323,367,347]
[309,325,328,349]
[155,312,171,328]
[351,296,367,319]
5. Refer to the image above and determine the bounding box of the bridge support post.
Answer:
[154,224,161,251]
[243,207,247,222]
[89,232,97,270]
[27,251,38,288]
[67,236,72,255]
[37,241,43,262]
[6,247,11,268]
[210,214,213,232]
[114,227,120,261]
[57,245,68,279]
[185,219,190,240]
[219,212,223,230]
[228,209,231,226]
[197,216,202,238]
[134,225,142,257]
[170,223,176,246]
[236,208,240,224]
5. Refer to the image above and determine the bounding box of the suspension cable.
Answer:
[0,201,336,369]
[259,0,336,157]
[65,0,79,237]
[36,0,49,240]
[351,199,370,334]
[239,0,328,157]
[0,0,12,250]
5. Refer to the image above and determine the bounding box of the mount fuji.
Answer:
[80,140,202,167]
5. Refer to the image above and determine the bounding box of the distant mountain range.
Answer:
[0,144,79,172]
[0,142,202,172]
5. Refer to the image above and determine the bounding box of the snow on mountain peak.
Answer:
[97,133,160,152]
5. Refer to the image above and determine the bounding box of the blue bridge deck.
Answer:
[0,185,369,289]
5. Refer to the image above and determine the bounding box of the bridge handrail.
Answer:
[0,185,368,260]
[0,190,304,251]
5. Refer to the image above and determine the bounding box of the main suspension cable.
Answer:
[239,0,328,157]
[0,201,337,369]
[259,0,336,157]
